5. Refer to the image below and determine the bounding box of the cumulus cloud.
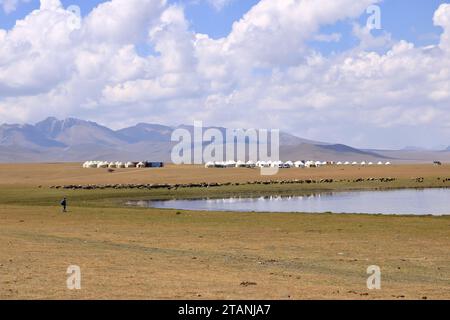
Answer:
[207,0,234,11]
[0,0,30,14]
[0,0,450,148]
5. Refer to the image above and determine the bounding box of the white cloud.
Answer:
[434,3,450,51]
[0,0,450,148]
[313,33,342,43]
[207,0,233,11]
[0,0,30,14]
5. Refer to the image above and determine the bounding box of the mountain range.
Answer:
[0,117,448,163]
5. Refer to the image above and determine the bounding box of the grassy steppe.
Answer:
[0,163,449,299]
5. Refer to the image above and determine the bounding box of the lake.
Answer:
[127,188,450,216]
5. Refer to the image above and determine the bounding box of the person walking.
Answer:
[61,197,67,213]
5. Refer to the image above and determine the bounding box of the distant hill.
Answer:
[0,117,395,163]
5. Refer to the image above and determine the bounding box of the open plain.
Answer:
[0,163,449,299]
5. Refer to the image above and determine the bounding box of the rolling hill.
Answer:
[0,116,439,163]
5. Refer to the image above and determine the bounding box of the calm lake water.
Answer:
[127,188,450,216]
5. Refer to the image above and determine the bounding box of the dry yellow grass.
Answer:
[0,162,449,186]
[0,163,449,300]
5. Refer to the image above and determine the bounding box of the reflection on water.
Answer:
[126,188,450,216]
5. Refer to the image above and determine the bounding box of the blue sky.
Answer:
[1,0,450,149]
[0,0,445,49]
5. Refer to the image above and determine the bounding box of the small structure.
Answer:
[236,160,247,168]
[258,161,270,168]
[305,161,316,168]
[146,162,164,168]
[434,161,442,166]
[246,161,256,168]
[137,162,146,168]
[271,161,283,168]
[294,161,305,168]
[108,162,117,168]
[225,160,236,168]
[126,162,136,168]
[97,161,109,168]
[284,161,294,168]
[205,161,215,168]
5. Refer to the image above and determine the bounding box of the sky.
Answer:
[0,0,449,149]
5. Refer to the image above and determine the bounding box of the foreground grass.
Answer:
[1,203,449,299]
[0,163,449,299]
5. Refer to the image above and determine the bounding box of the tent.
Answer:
[226,160,236,168]
[108,162,117,168]
[294,161,305,168]
[305,161,316,168]
[284,161,294,168]
[126,162,136,168]
[246,161,256,168]
[97,161,109,168]
[137,162,146,168]
[236,160,247,168]
[205,162,215,168]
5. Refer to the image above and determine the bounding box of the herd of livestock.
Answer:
[204,160,392,169]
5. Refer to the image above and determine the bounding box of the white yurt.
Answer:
[368,162,374,166]
[116,162,125,168]
[126,162,136,168]
[272,161,283,168]
[377,161,383,165]
[137,162,146,168]
[294,161,305,168]
[284,161,294,168]
[216,161,226,168]
[385,162,392,165]
[344,161,350,165]
[205,161,215,168]
[315,161,322,167]
[236,160,246,168]
[360,161,367,166]
[108,162,117,168]
[226,160,236,168]
[97,161,109,168]
[258,161,269,168]
[305,161,315,168]
[246,161,256,168]
[352,161,358,165]
[336,162,343,166]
